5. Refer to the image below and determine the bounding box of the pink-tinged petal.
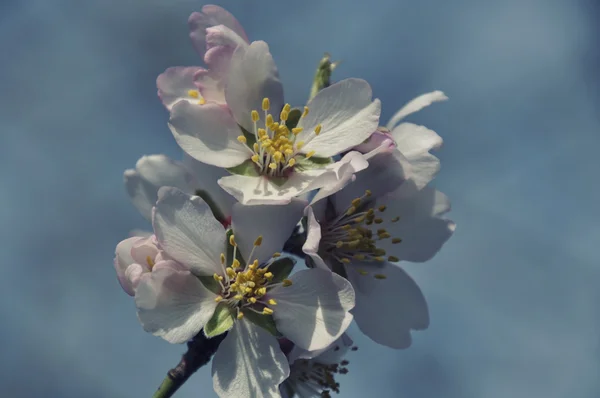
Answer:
[301,206,330,271]
[378,185,455,263]
[391,122,443,189]
[182,153,236,219]
[347,262,428,349]
[153,187,226,276]
[135,266,218,344]
[124,263,149,291]
[156,67,204,110]
[194,68,226,104]
[310,151,368,204]
[353,129,395,154]
[114,236,142,296]
[386,90,448,130]
[269,269,355,351]
[130,236,159,265]
[203,25,249,82]
[225,41,284,133]
[231,199,306,265]
[205,24,248,51]
[212,319,289,398]
[189,6,249,57]
[168,101,249,168]
[124,155,196,220]
[331,150,408,214]
[297,79,381,157]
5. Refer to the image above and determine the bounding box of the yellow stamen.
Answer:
[214,296,223,302]
[234,294,244,300]
[296,141,305,150]
[187,89,199,98]
[198,97,206,105]
[283,103,291,113]
[388,256,399,262]
[232,259,241,269]
[254,235,263,246]
[220,253,225,264]
[237,135,247,144]
[251,154,260,163]
[392,238,402,244]
[229,235,237,246]
[282,279,293,287]
[292,127,303,135]
[287,158,296,167]
[374,274,387,279]
[305,150,316,159]
[263,307,274,315]
[358,269,369,276]
[264,272,273,280]
[146,256,155,268]
[268,299,277,306]
[280,110,289,122]
[269,162,277,170]
[266,114,274,126]
[262,98,270,111]
[272,252,281,258]
[251,110,260,122]
[314,124,322,135]
[249,297,257,304]
[302,106,309,117]
[237,312,244,319]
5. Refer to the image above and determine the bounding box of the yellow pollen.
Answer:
[305,150,316,159]
[374,218,384,224]
[254,235,263,246]
[232,259,241,269]
[268,298,277,305]
[248,261,258,271]
[353,254,366,260]
[258,128,267,138]
[146,256,155,268]
[245,287,253,293]
[234,294,244,300]
[229,235,237,247]
[187,89,199,98]
[314,124,322,135]
[388,256,400,262]
[263,307,274,315]
[292,127,303,135]
[237,135,247,143]
[251,110,260,122]
[336,241,344,248]
[346,206,357,216]
[358,269,369,276]
[266,114,274,126]
[391,216,400,222]
[374,257,385,262]
[340,258,351,263]
[269,162,277,170]
[256,287,267,296]
[280,110,289,121]
[287,158,296,167]
[272,252,281,258]
[253,143,260,152]
[264,272,273,280]
[365,190,372,197]
[273,151,283,162]
[220,253,225,264]
[249,297,257,304]
[213,273,223,281]
[237,312,244,319]
[214,296,223,302]
[283,103,291,113]
[282,279,293,287]
[302,106,309,117]
[374,274,387,279]
[378,205,387,212]
[351,198,362,207]
[262,98,270,111]
[392,238,402,244]
[251,154,260,163]
[198,97,206,105]
[296,141,305,150]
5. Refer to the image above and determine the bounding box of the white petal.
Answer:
[135,266,218,344]
[301,206,330,271]
[297,79,381,157]
[156,67,204,110]
[378,185,455,262]
[391,122,443,189]
[124,154,196,220]
[194,68,227,104]
[168,101,249,168]
[287,333,353,365]
[270,269,355,351]
[225,41,284,133]
[182,153,236,218]
[309,151,368,204]
[347,262,428,349]
[114,236,141,296]
[152,187,225,276]
[386,90,448,130]
[212,319,289,398]
[231,199,306,265]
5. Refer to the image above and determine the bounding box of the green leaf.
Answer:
[194,189,226,224]
[240,125,257,147]
[295,155,333,171]
[204,304,235,338]
[285,108,302,130]
[226,229,246,267]
[226,159,260,176]
[268,257,296,284]
[198,275,222,295]
[243,310,282,337]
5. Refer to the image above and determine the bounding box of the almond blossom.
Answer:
[302,144,455,348]
[134,187,355,397]
[168,40,380,204]
[156,5,250,110]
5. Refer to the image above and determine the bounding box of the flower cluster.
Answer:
[114,5,455,398]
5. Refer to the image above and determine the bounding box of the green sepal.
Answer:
[194,189,226,224]
[295,155,334,171]
[204,303,235,338]
[198,275,222,295]
[267,257,296,284]
[226,159,260,177]
[226,229,246,267]
[240,125,257,148]
[268,176,287,187]
[243,310,282,337]
[285,109,302,130]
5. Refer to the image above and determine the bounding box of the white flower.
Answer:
[280,334,356,398]
[134,187,355,397]
[302,144,455,348]
[168,40,379,205]
[124,154,235,224]
[355,91,448,190]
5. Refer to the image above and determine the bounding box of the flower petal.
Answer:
[301,206,329,271]
[194,68,226,104]
[391,122,443,189]
[152,187,225,276]
[231,199,306,265]
[309,151,368,204]
[182,153,236,218]
[212,319,289,398]
[386,90,448,130]
[135,266,218,344]
[124,154,196,220]
[347,261,428,349]
[156,67,204,110]
[188,5,249,57]
[114,236,141,296]
[378,185,455,262]
[225,41,284,133]
[297,79,381,157]
[287,333,353,365]
[130,236,160,266]
[168,101,249,168]
[270,269,355,351]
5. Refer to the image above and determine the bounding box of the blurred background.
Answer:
[1,0,599,397]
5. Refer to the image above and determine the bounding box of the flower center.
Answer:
[291,350,355,398]
[187,89,206,105]
[237,97,322,177]
[321,190,402,277]
[212,234,292,319]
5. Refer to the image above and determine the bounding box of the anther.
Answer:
[263,307,274,315]
[269,162,277,170]
[254,235,263,246]
[305,150,316,159]
[388,256,399,262]
[296,141,305,150]
[232,259,241,269]
[268,298,277,305]
[365,190,372,197]
[264,272,274,280]
[391,216,400,222]
[280,110,289,121]
[374,218,383,224]
[357,269,368,275]
[283,103,291,112]
[302,106,309,117]
[266,114,274,126]
[346,206,357,216]
[249,297,257,304]
[146,256,155,268]
[229,235,237,247]
[187,89,199,98]
[237,135,247,143]
[198,97,206,105]
[374,257,385,262]
[272,252,281,258]
[214,296,223,302]
[251,154,260,163]
[351,198,362,207]
[282,279,293,287]
[220,253,225,264]
[374,274,387,279]
[314,124,322,135]
[392,238,402,244]
[340,258,351,264]
[378,205,387,212]
[292,127,303,135]
[262,98,270,111]
[234,294,244,300]
[237,312,244,319]
[251,110,260,122]
[288,158,296,167]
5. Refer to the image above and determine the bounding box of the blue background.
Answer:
[1,0,599,397]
